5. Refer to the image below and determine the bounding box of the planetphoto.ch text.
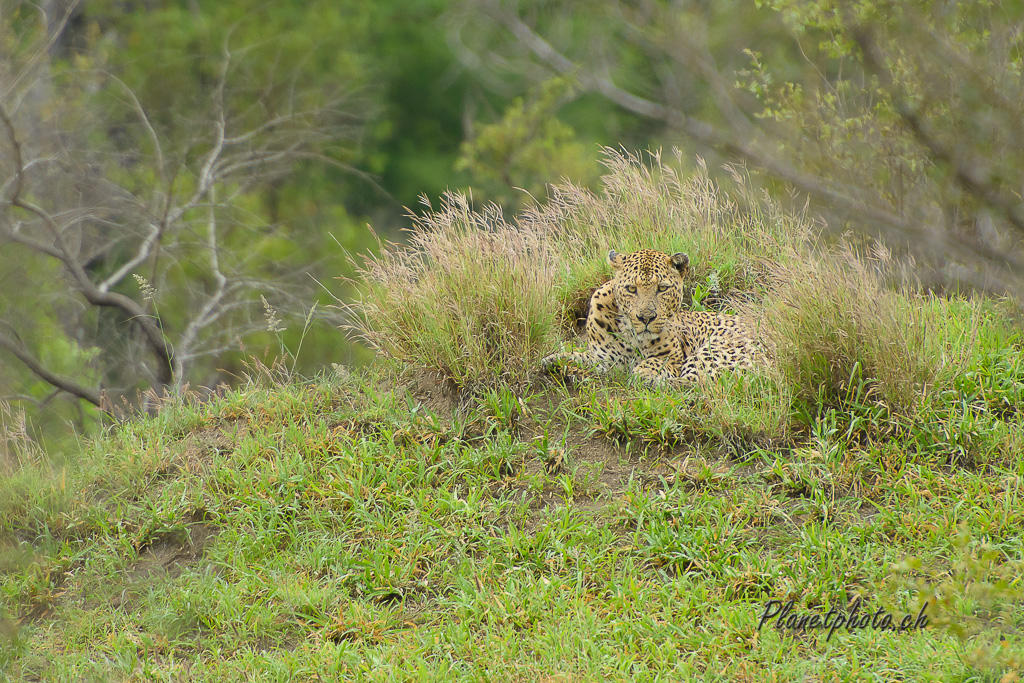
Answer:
[757,597,930,641]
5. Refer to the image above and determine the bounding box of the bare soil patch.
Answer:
[129,517,218,584]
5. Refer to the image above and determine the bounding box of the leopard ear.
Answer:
[669,252,689,274]
[608,250,624,269]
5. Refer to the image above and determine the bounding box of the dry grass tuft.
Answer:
[347,194,562,391]
[0,401,43,474]
[749,243,984,416]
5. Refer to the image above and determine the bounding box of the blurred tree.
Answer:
[457,0,1024,295]
[0,2,360,435]
[2,0,692,442]
[456,76,597,209]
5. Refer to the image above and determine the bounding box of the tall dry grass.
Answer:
[346,149,817,392]
[346,194,562,391]
[517,149,816,307]
[346,147,990,407]
[0,401,43,475]
[747,243,986,417]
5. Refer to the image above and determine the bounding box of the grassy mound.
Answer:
[3,152,1024,680]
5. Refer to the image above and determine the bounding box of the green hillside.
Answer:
[2,154,1023,681]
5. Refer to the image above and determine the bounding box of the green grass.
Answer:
[2,362,1022,681]
[3,152,1024,680]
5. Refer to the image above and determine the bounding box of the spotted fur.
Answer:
[542,249,760,384]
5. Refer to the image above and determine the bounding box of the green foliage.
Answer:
[887,529,1024,675]
[456,77,598,210]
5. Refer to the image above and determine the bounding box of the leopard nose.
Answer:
[637,312,657,326]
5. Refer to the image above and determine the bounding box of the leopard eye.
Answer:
[625,285,637,294]
[657,284,670,293]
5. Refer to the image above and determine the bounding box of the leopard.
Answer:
[541,249,761,385]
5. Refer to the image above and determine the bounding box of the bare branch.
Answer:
[97,222,164,293]
[104,72,167,187]
[222,107,334,145]
[200,39,232,194]
[0,14,357,423]
[1,225,65,259]
[5,0,80,99]
[23,199,172,380]
[0,331,103,408]
[0,106,175,384]
[174,187,229,387]
[213,142,310,178]
[0,102,26,206]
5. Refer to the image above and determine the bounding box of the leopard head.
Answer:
[608,249,689,339]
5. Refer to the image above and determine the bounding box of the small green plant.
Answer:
[887,529,1024,676]
[690,270,724,311]
[476,386,531,432]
